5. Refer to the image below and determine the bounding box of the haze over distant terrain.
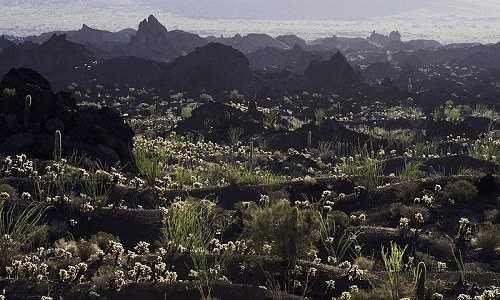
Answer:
[2,0,500,43]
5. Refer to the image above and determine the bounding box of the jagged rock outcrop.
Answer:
[160,43,254,95]
[0,68,134,169]
[129,15,207,62]
[303,51,361,92]
[129,15,178,62]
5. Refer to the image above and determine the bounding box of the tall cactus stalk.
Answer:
[416,261,426,300]
[307,130,312,148]
[24,95,31,129]
[285,207,299,283]
[54,130,62,161]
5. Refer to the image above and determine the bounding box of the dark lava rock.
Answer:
[425,119,489,139]
[0,68,134,169]
[304,51,361,92]
[382,156,406,175]
[174,102,266,143]
[269,119,380,151]
[477,174,498,195]
[423,155,498,175]
[160,42,254,95]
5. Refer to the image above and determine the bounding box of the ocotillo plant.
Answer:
[24,95,31,129]
[54,130,62,161]
[415,261,426,300]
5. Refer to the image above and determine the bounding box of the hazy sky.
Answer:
[147,0,432,20]
[2,0,500,21]
[1,0,500,43]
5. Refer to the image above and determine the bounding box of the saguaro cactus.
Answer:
[54,130,62,161]
[24,95,31,129]
[416,261,426,300]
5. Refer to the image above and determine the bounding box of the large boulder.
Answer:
[160,43,254,95]
[303,51,361,93]
[0,68,134,169]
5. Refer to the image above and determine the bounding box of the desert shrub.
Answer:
[303,175,317,185]
[0,200,47,249]
[415,251,439,272]
[429,237,454,259]
[92,265,125,292]
[472,104,498,121]
[381,242,408,300]
[0,184,16,198]
[413,140,439,158]
[457,168,486,177]
[55,238,78,254]
[355,256,375,271]
[351,288,392,300]
[0,201,47,267]
[180,105,194,119]
[133,148,165,186]
[228,127,244,145]
[160,199,225,252]
[472,224,500,253]
[389,203,430,223]
[77,239,100,261]
[327,210,351,228]
[484,209,500,224]
[222,163,284,186]
[190,246,233,299]
[394,182,419,203]
[339,144,384,190]
[442,180,478,203]
[318,210,362,264]
[244,199,320,258]
[468,131,500,165]
[91,232,120,250]
[444,106,462,123]
[398,160,425,180]
[426,279,446,300]
[2,88,16,96]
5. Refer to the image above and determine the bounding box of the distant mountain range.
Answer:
[1,15,447,62]
[0,14,499,98]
